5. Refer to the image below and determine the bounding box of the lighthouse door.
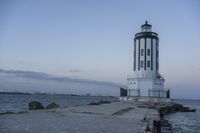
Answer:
[139,80,151,97]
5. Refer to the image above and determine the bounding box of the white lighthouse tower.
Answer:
[127,21,169,98]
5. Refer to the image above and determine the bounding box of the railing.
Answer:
[127,74,165,80]
[126,88,170,98]
[148,89,170,98]
[128,89,140,97]
[135,32,158,37]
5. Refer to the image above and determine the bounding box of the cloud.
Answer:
[0,69,123,96]
[0,69,120,87]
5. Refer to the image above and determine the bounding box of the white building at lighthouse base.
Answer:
[127,74,167,98]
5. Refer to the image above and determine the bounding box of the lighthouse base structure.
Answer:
[127,77,169,98]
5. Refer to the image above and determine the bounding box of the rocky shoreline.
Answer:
[155,102,196,133]
[124,99,196,133]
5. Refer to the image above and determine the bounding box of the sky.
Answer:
[0,0,200,99]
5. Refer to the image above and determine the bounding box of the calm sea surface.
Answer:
[0,94,199,132]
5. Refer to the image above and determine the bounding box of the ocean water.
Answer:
[166,99,200,133]
[0,94,117,114]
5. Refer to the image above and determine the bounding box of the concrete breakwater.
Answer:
[0,101,160,133]
[25,100,197,133]
[0,99,196,133]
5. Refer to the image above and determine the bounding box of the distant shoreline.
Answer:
[0,92,80,96]
[0,92,116,97]
[0,92,33,95]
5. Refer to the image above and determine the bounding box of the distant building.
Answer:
[127,21,169,98]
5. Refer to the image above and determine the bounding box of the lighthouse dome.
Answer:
[141,21,152,32]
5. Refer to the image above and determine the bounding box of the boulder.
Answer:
[159,103,196,116]
[88,102,100,105]
[98,100,111,104]
[181,107,196,112]
[87,100,111,105]
[46,102,60,109]
[29,101,44,110]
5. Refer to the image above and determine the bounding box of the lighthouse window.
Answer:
[147,61,150,68]
[141,49,144,56]
[141,61,144,68]
[147,49,150,56]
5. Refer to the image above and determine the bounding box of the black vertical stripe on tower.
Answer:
[144,38,147,70]
[134,39,136,71]
[156,39,158,71]
[151,38,153,70]
[138,39,140,70]
[157,39,159,71]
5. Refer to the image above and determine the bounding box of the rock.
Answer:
[159,103,196,116]
[181,107,196,112]
[88,102,100,105]
[157,103,196,133]
[98,100,111,104]
[145,124,152,132]
[188,109,196,112]
[153,120,161,133]
[28,101,44,110]
[88,100,111,105]
[46,102,60,109]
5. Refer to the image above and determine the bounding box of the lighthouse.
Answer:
[127,21,169,98]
